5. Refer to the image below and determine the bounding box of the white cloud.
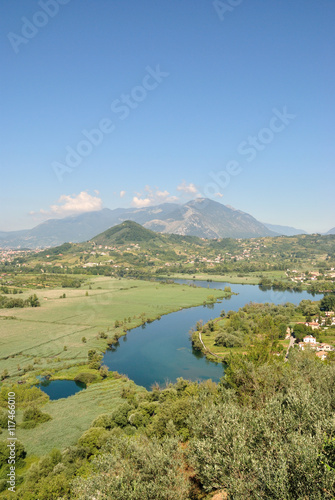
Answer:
[33,191,103,218]
[131,187,179,208]
[156,190,179,203]
[132,196,152,208]
[177,181,198,195]
[214,192,223,198]
[120,190,126,198]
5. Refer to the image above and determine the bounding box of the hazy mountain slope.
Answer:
[0,205,180,248]
[326,227,335,235]
[0,209,121,249]
[263,223,307,236]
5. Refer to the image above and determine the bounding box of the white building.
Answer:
[303,335,316,344]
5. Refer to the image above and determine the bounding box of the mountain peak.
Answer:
[0,199,277,248]
[91,220,163,245]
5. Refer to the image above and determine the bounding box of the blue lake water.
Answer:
[36,379,86,400]
[103,281,322,389]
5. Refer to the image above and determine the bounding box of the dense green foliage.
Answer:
[0,385,48,408]
[188,351,335,498]
[0,294,40,309]
[20,406,52,429]
[214,302,294,348]
[72,435,189,500]
[2,349,334,499]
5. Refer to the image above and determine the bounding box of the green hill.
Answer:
[91,220,164,246]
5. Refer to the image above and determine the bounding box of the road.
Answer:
[285,335,295,361]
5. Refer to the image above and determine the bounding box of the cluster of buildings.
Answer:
[0,249,35,263]
[298,334,334,360]
[287,268,335,284]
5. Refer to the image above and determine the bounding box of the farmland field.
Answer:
[0,276,227,379]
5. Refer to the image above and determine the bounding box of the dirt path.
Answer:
[198,331,224,360]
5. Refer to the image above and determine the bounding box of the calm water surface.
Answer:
[103,281,323,389]
[36,379,86,400]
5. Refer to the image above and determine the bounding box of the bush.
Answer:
[74,372,97,385]
[87,349,103,370]
[0,412,7,429]
[99,365,109,378]
[215,331,244,348]
[0,384,48,407]
[188,353,335,498]
[0,439,26,468]
[91,414,116,430]
[72,435,189,500]
[21,406,52,428]
[78,427,109,455]
[111,402,133,428]
[128,410,149,428]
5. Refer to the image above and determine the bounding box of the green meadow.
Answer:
[0,277,226,378]
[15,377,144,456]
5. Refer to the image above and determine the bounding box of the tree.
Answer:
[293,323,312,343]
[320,295,335,312]
[26,294,40,307]
[72,435,189,500]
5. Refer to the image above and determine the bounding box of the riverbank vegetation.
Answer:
[1,349,334,498]
[192,298,335,362]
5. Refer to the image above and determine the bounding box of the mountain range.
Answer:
[0,198,322,249]
[262,223,307,236]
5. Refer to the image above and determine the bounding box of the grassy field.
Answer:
[0,277,227,378]
[158,270,287,285]
[15,377,144,456]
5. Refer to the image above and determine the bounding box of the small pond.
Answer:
[36,379,86,400]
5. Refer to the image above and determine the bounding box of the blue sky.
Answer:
[1,0,334,233]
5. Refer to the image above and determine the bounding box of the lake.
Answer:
[103,280,322,389]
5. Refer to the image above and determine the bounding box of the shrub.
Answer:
[74,372,97,385]
[99,365,109,378]
[0,439,26,468]
[91,414,115,430]
[78,427,109,455]
[111,402,133,428]
[215,331,244,348]
[21,406,52,428]
[71,435,189,500]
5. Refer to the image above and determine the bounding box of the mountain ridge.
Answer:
[262,222,307,236]
[0,198,278,248]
